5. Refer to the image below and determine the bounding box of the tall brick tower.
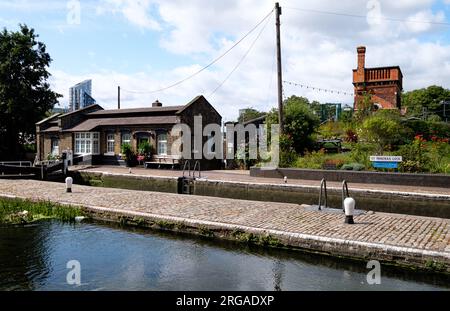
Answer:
[352,46,403,110]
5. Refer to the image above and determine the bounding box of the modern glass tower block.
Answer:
[69,79,96,111]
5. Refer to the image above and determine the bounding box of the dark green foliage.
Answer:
[402,119,450,141]
[121,143,137,166]
[265,96,320,167]
[402,86,450,121]
[0,25,61,160]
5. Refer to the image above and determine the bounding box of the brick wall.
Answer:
[179,96,222,169]
[60,133,73,152]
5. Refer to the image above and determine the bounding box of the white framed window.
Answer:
[51,138,59,156]
[157,132,167,155]
[74,132,100,155]
[122,133,131,145]
[106,133,115,154]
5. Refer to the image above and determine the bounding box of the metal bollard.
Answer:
[65,177,73,193]
[344,197,355,224]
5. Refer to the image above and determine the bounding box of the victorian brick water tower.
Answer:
[352,46,403,110]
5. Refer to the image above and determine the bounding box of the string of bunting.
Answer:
[283,80,354,96]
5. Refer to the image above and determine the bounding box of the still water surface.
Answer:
[0,220,449,291]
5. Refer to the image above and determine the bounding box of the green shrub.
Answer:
[397,136,428,173]
[425,141,450,174]
[295,150,326,169]
[349,143,375,169]
[137,141,152,157]
[358,113,407,152]
[121,143,136,166]
[341,163,365,171]
[318,121,343,139]
[295,150,351,170]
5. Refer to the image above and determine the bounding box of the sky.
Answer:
[0,0,449,122]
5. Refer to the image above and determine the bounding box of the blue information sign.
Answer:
[372,161,398,169]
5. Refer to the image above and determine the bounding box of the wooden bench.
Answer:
[144,155,182,169]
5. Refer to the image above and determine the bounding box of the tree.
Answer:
[354,91,375,122]
[0,25,61,160]
[402,86,450,121]
[237,107,265,123]
[358,110,407,153]
[266,96,320,154]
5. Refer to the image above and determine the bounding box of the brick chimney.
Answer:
[357,46,366,73]
[152,100,162,107]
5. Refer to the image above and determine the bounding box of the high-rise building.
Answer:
[69,79,96,111]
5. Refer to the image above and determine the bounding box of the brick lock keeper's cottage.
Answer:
[36,95,222,170]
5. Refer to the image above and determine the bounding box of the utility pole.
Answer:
[275,2,284,135]
[118,86,121,109]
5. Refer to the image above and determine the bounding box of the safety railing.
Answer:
[193,160,201,179]
[318,178,327,211]
[182,160,191,178]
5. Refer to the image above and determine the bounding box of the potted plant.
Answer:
[121,143,137,167]
[138,141,152,160]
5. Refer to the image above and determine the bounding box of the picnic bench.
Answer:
[144,155,182,169]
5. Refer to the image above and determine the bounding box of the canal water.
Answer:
[0,220,449,291]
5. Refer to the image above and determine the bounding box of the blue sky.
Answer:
[1,0,449,121]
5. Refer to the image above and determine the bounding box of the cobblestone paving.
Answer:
[75,166,450,196]
[1,179,449,255]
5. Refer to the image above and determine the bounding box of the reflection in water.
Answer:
[0,223,52,290]
[0,220,449,291]
[273,260,284,291]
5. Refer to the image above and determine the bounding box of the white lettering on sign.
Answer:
[369,156,402,162]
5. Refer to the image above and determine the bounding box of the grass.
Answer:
[0,197,85,225]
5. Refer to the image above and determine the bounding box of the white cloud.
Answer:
[96,0,161,30]
[50,0,450,122]
[404,10,446,32]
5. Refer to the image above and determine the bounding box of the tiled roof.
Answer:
[41,126,60,133]
[87,105,185,116]
[67,116,179,132]
[59,104,104,117]
[35,113,61,125]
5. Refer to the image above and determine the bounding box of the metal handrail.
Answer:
[182,160,191,178]
[0,161,32,167]
[318,178,327,211]
[342,180,349,212]
[193,160,201,179]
